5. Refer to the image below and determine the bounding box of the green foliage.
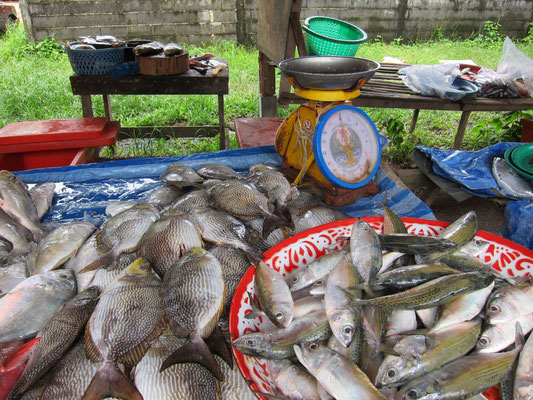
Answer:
[0,22,63,60]
[523,22,533,43]
[470,110,533,146]
[382,117,418,167]
[471,20,504,47]
[430,25,445,42]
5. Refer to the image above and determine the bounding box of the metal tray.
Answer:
[278,56,380,90]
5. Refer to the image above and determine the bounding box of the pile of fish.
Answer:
[0,164,352,400]
[233,208,533,400]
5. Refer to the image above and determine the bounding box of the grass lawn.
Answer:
[1,22,533,165]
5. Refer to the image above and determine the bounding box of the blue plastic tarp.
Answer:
[14,146,435,228]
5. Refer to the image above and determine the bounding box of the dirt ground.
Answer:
[382,162,507,236]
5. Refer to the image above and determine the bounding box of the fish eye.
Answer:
[292,276,299,283]
[407,389,418,399]
[478,337,490,347]
[308,343,319,351]
[274,311,284,320]
[246,339,255,346]
[387,369,396,378]
[489,304,500,313]
[315,279,325,286]
[343,325,354,335]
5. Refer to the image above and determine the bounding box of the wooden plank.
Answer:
[259,52,276,96]
[257,0,293,65]
[102,95,112,120]
[117,126,219,140]
[80,95,93,118]
[218,94,226,149]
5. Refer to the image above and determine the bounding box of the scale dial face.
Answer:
[313,104,381,189]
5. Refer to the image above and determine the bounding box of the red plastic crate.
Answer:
[0,118,119,171]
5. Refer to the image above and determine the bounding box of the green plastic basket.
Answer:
[303,16,367,57]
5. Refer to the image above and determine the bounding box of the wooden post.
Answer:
[80,95,94,118]
[453,110,471,149]
[409,109,420,134]
[103,95,112,120]
[259,52,278,117]
[218,94,226,149]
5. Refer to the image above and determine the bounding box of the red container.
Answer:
[0,118,119,171]
[520,118,533,143]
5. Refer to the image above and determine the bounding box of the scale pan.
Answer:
[278,56,380,90]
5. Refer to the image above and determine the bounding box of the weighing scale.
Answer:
[276,56,382,206]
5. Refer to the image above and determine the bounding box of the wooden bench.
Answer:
[69,60,229,149]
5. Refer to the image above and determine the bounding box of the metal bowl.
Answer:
[278,56,380,90]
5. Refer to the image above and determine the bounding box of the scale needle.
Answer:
[339,113,355,164]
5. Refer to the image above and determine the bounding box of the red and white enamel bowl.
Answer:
[229,217,533,400]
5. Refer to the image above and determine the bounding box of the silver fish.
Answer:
[248,165,294,207]
[0,207,32,254]
[492,157,533,200]
[294,342,386,400]
[215,355,256,400]
[160,162,203,189]
[26,222,95,275]
[486,284,533,325]
[197,163,242,180]
[288,249,346,292]
[168,189,209,214]
[138,212,203,277]
[0,261,26,296]
[0,270,77,342]
[514,325,533,399]
[265,358,321,400]
[477,312,533,353]
[292,205,351,234]
[28,182,55,220]
[147,184,182,209]
[350,220,382,296]
[105,201,137,217]
[0,170,44,242]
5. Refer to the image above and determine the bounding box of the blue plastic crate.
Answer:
[66,44,125,75]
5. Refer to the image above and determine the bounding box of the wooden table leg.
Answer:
[218,94,226,150]
[103,95,112,120]
[80,95,94,118]
[259,52,277,117]
[409,109,420,134]
[453,110,471,149]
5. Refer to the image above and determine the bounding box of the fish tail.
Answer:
[81,362,143,400]
[205,326,233,369]
[341,287,366,307]
[262,213,290,240]
[79,251,115,273]
[160,335,224,381]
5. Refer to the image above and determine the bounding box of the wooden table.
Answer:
[69,61,229,149]
[276,63,533,149]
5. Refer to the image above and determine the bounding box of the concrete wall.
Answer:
[19,0,532,44]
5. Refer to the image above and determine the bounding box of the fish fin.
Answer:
[242,246,264,268]
[118,316,167,366]
[84,323,104,363]
[2,337,41,371]
[244,291,264,320]
[262,213,290,240]
[160,334,224,381]
[81,362,142,400]
[277,205,294,231]
[205,326,233,369]
[342,288,366,307]
[78,251,115,273]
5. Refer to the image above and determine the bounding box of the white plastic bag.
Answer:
[497,37,533,96]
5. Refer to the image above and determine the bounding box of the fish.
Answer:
[347,272,494,310]
[89,251,138,293]
[0,338,41,400]
[0,170,44,242]
[287,249,346,292]
[168,189,210,214]
[160,162,203,189]
[244,218,288,253]
[294,342,386,400]
[146,184,182,209]
[431,282,495,332]
[26,222,95,275]
[325,255,360,347]
[350,220,382,296]
[376,318,482,388]
[291,205,351,234]
[206,180,288,239]
[105,201,137,217]
[189,206,262,263]
[80,203,160,272]
[248,165,295,213]
[0,239,12,265]
[255,261,294,328]
[7,287,99,400]
[161,248,226,380]
[215,354,257,400]
[396,325,523,400]
[514,324,533,399]
[28,182,55,220]
[265,358,321,400]
[370,263,460,291]
[286,188,323,216]
[386,309,418,337]
[0,270,77,343]
[138,212,203,277]
[492,157,533,200]
[383,206,408,235]
[209,245,253,320]
[196,163,242,180]
[232,309,331,360]
[326,330,363,366]
[35,339,101,400]
[83,259,166,400]
[0,208,33,254]
[133,333,221,400]
[486,284,533,325]
[477,312,533,353]
[379,233,458,254]
[0,261,27,297]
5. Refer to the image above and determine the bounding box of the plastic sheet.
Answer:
[502,200,533,250]
[14,146,434,228]
[414,143,519,198]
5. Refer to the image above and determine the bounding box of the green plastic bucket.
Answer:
[303,16,367,57]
